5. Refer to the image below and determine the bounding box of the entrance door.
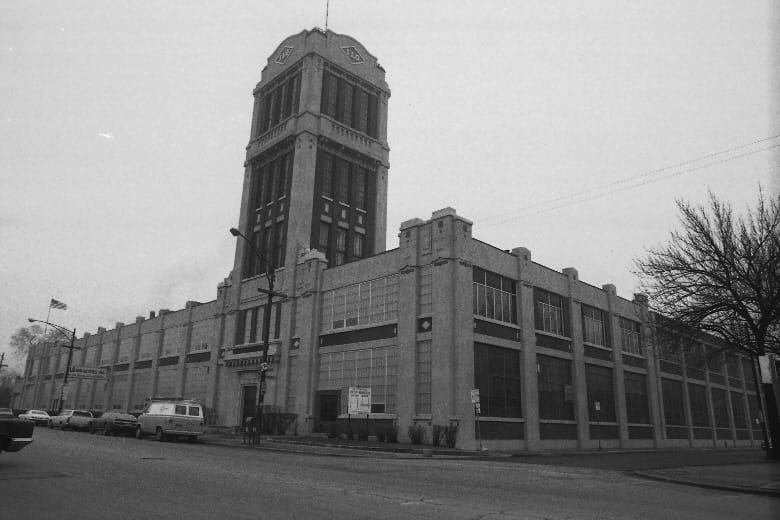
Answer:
[242,385,257,425]
[319,392,339,421]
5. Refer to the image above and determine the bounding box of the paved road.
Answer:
[1,428,777,519]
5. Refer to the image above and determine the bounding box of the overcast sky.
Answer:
[1,1,778,372]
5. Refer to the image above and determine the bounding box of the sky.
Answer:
[1,1,778,373]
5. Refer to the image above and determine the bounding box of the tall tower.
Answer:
[233,28,390,279]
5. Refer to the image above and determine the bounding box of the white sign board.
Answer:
[758,355,773,384]
[594,401,601,412]
[348,387,372,415]
[68,366,108,379]
[470,389,480,404]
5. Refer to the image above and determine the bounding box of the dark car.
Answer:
[90,411,137,436]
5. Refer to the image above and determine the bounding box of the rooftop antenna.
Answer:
[325,0,330,31]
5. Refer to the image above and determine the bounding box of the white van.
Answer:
[135,399,205,442]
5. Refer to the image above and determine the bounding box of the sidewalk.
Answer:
[199,430,780,497]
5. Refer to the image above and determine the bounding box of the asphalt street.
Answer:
[1,427,778,519]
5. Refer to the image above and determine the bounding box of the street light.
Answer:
[230,227,287,444]
[28,318,78,413]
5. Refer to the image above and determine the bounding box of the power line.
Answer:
[479,136,780,228]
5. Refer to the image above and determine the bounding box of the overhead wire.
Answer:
[478,135,780,228]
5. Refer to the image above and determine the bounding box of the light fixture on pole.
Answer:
[230,227,287,444]
[28,318,78,413]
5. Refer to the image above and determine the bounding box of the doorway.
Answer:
[241,385,257,425]
[315,391,340,433]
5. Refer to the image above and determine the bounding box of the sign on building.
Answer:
[68,366,108,379]
[347,386,372,415]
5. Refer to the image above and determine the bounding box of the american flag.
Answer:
[49,298,68,310]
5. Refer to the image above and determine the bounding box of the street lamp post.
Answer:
[28,318,78,413]
[230,227,287,444]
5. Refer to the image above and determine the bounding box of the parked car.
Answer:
[18,409,51,425]
[136,398,204,442]
[50,410,93,431]
[0,408,14,418]
[0,412,34,454]
[90,411,137,436]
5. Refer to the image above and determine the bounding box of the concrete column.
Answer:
[563,268,589,447]
[513,247,539,450]
[604,284,629,446]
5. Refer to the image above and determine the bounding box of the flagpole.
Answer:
[44,299,52,336]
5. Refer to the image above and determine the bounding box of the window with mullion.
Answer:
[335,228,347,266]
[352,166,366,208]
[474,343,522,418]
[582,305,607,347]
[534,288,566,336]
[537,355,574,420]
[320,153,334,198]
[336,158,350,203]
[322,71,338,118]
[339,81,354,126]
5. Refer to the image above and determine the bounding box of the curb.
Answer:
[631,470,780,498]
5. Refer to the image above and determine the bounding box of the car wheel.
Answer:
[155,427,166,442]
[104,427,112,436]
[49,422,54,429]
[135,426,143,439]
[90,425,96,434]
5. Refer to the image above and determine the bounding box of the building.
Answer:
[15,29,765,451]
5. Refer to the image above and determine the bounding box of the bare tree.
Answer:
[635,189,780,358]
[8,325,61,362]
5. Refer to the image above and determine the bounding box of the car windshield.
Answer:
[32,410,46,415]
[74,411,91,417]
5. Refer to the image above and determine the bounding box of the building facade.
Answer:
[15,29,765,451]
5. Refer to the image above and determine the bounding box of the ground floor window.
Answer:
[474,343,521,417]
[661,378,686,426]
[184,365,209,404]
[687,383,710,427]
[537,355,574,420]
[415,341,432,415]
[711,388,730,428]
[623,371,650,423]
[318,346,397,413]
[585,364,615,422]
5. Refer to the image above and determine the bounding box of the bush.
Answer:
[407,423,426,445]
[387,425,399,443]
[432,424,443,447]
[443,423,458,448]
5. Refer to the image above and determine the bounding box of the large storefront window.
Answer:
[474,343,522,417]
[318,346,397,413]
[585,364,615,421]
[624,371,650,423]
[537,355,574,420]
[661,378,686,426]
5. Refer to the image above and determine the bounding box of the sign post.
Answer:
[594,401,601,450]
[471,389,483,454]
[348,387,371,439]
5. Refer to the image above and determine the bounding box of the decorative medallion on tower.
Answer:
[340,46,365,64]
[274,46,294,65]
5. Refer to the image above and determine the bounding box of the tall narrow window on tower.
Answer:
[243,148,294,278]
[314,149,376,268]
[321,67,379,138]
[255,66,302,136]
